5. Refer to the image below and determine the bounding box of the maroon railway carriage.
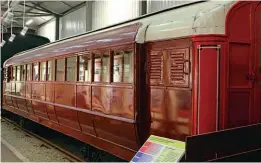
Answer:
[2,1,261,160]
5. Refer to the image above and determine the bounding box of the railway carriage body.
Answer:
[2,0,261,160]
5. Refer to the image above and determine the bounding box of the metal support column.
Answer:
[86,1,92,32]
[55,16,60,40]
[141,0,147,15]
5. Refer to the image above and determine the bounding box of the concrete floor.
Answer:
[1,142,21,162]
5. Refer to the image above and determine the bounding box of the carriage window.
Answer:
[33,63,39,81]
[40,62,46,81]
[47,60,54,81]
[113,50,133,83]
[94,56,101,82]
[66,57,77,81]
[78,55,91,82]
[56,58,65,81]
[22,65,26,81]
[27,64,32,81]
[21,65,26,81]
[12,66,16,81]
[94,53,109,82]
[17,66,21,81]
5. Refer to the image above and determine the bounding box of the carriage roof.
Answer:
[4,0,234,67]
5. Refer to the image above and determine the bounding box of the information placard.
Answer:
[131,135,185,163]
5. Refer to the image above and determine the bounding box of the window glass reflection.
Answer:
[56,59,65,81]
[66,57,77,81]
[33,63,39,81]
[78,55,91,82]
[113,50,133,83]
[40,62,46,81]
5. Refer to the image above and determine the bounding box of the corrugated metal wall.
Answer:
[147,0,191,13]
[60,5,87,39]
[37,0,196,40]
[37,19,56,42]
[92,0,140,30]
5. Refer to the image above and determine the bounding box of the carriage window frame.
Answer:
[66,56,77,82]
[33,62,40,81]
[56,58,65,81]
[78,54,92,82]
[93,51,110,83]
[112,49,134,84]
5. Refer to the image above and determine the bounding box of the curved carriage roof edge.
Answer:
[4,0,235,67]
[4,23,141,67]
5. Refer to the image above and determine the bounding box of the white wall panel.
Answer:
[37,18,56,42]
[60,5,87,39]
[147,0,191,13]
[92,0,140,30]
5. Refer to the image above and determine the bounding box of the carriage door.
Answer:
[226,2,257,128]
[255,3,261,123]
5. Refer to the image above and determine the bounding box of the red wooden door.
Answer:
[226,2,255,128]
[254,3,261,123]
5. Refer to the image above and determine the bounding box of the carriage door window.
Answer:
[17,66,21,81]
[40,61,46,81]
[66,57,77,81]
[47,60,54,81]
[94,52,109,82]
[33,63,39,81]
[78,55,91,82]
[27,64,32,81]
[21,65,26,81]
[113,50,133,83]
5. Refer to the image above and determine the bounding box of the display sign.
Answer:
[131,135,185,163]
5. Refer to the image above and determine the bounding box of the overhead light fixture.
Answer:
[1,25,5,47]
[9,9,16,42]
[0,40,6,47]
[26,19,33,25]
[9,34,16,42]
[20,26,28,36]
[20,0,28,36]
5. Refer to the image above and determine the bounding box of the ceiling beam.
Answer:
[62,1,86,15]
[30,2,62,16]
[18,2,49,13]
[61,1,72,8]
[14,14,53,18]
[11,10,46,15]
[26,1,45,13]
